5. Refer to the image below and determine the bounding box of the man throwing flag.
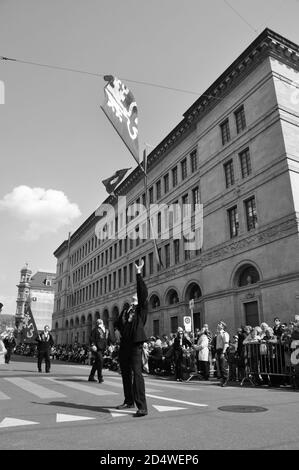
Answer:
[114,260,148,417]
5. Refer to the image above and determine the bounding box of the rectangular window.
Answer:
[153,319,160,338]
[239,148,252,178]
[118,269,121,288]
[224,159,235,188]
[182,194,189,218]
[171,316,178,334]
[114,243,117,260]
[228,206,239,238]
[165,244,170,268]
[157,248,162,271]
[245,197,257,231]
[123,266,127,285]
[109,247,113,263]
[157,212,162,235]
[174,239,180,264]
[164,173,169,194]
[181,158,187,180]
[235,105,246,133]
[149,186,154,204]
[149,252,154,275]
[192,187,200,211]
[141,256,146,277]
[156,180,161,200]
[172,166,178,187]
[129,263,133,283]
[119,240,122,257]
[190,150,198,173]
[220,119,230,145]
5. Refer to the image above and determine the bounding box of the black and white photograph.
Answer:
[0,0,299,456]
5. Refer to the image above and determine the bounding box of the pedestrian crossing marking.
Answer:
[146,393,208,407]
[0,417,39,428]
[152,405,187,412]
[56,413,96,423]
[108,376,201,391]
[110,413,127,418]
[4,377,66,399]
[106,408,136,414]
[0,390,11,400]
[43,377,118,396]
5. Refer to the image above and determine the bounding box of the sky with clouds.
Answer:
[0,0,298,317]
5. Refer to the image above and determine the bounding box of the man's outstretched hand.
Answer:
[135,260,144,274]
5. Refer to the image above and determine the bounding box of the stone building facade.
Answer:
[52,28,299,345]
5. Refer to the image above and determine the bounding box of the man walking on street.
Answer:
[88,318,107,383]
[215,321,230,387]
[114,260,148,417]
[36,325,54,373]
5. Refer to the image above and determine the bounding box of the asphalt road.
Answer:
[0,358,299,452]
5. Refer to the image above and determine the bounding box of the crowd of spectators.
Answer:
[10,315,299,388]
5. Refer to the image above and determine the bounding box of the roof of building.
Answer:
[30,271,56,290]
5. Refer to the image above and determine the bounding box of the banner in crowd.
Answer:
[18,302,38,343]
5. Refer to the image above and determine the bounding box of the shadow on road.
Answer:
[31,401,115,414]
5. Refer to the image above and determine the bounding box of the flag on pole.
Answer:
[18,301,38,343]
[101,75,139,164]
[102,168,131,195]
[149,218,164,269]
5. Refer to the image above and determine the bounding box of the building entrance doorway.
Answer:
[244,301,259,326]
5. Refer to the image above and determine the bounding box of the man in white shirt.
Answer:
[215,321,230,387]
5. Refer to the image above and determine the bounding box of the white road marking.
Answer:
[0,390,10,400]
[43,377,118,396]
[146,393,208,407]
[152,405,187,412]
[56,413,96,423]
[4,377,66,399]
[0,417,39,428]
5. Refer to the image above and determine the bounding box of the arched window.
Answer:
[185,282,202,301]
[65,320,69,329]
[112,306,119,324]
[166,289,179,305]
[75,317,80,327]
[81,315,86,326]
[149,294,160,309]
[237,265,260,287]
[55,322,59,330]
[70,318,74,328]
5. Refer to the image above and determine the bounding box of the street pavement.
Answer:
[0,358,299,451]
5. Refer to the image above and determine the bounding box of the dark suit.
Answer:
[173,335,192,380]
[3,336,16,364]
[36,332,54,372]
[89,327,107,381]
[114,273,148,411]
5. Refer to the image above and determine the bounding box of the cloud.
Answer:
[0,185,81,240]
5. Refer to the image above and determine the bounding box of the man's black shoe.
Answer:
[46,371,50,373]
[98,378,104,383]
[116,403,135,410]
[38,370,42,373]
[221,380,228,387]
[134,409,148,417]
[88,377,97,382]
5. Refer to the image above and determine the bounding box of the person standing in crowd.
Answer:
[273,317,283,338]
[2,329,16,364]
[35,325,54,373]
[173,327,192,381]
[88,318,107,383]
[215,321,230,387]
[194,327,210,380]
[114,260,148,417]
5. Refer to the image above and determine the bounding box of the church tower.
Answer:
[15,263,32,327]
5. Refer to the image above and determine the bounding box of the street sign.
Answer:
[183,316,192,332]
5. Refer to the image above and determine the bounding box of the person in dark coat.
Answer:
[173,327,192,381]
[88,318,107,383]
[3,329,16,364]
[114,260,148,417]
[35,325,54,373]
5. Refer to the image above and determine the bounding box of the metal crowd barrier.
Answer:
[240,341,299,388]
